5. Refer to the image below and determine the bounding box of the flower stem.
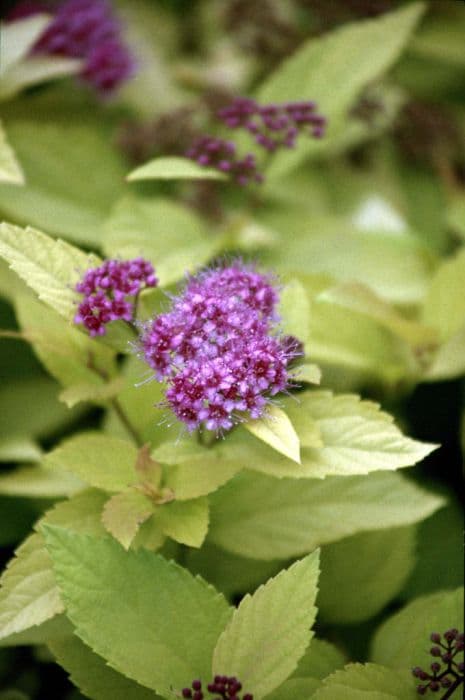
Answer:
[441,678,463,699]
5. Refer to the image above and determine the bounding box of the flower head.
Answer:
[182,675,253,699]
[140,261,297,433]
[185,136,262,186]
[218,97,327,149]
[74,258,157,336]
[8,0,135,95]
[412,629,464,695]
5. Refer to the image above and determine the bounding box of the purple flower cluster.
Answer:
[182,675,253,700]
[75,258,157,336]
[413,629,464,696]
[8,0,134,95]
[140,262,295,433]
[185,137,263,186]
[218,97,327,150]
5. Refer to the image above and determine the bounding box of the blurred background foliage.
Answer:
[0,0,463,697]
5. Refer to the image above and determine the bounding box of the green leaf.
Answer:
[153,439,243,500]
[208,470,444,560]
[0,490,107,646]
[264,678,321,700]
[0,223,99,319]
[212,551,319,699]
[0,55,81,102]
[311,663,417,700]
[0,15,50,76]
[0,533,62,644]
[49,635,159,700]
[42,526,232,696]
[0,120,126,246]
[319,283,437,349]
[43,433,138,493]
[0,121,23,185]
[292,638,346,680]
[0,376,82,444]
[371,587,464,670]
[217,391,436,480]
[257,3,425,178]
[279,279,310,345]
[317,527,416,624]
[127,156,227,182]
[51,634,160,700]
[402,501,464,599]
[422,248,465,341]
[102,490,156,550]
[185,543,283,600]
[103,195,221,287]
[0,465,82,499]
[157,497,209,548]
[59,378,125,408]
[0,436,42,463]
[295,363,322,386]
[244,406,301,464]
[15,294,118,398]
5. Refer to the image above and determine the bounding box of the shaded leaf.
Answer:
[102,490,156,550]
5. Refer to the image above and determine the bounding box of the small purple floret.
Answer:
[74,258,157,336]
[185,136,263,186]
[8,0,135,95]
[140,261,298,433]
[218,97,327,151]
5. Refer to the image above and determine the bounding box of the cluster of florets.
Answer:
[185,96,326,185]
[74,258,157,336]
[218,97,327,150]
[412,629,464,695]
[185,137,263,186]
[182,675,253,700]
[140,262,296,433]
[7,0,135,95]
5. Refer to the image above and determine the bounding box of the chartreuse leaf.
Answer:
[0,223,99,319]
[212,551,319,699]
[317,526,416,624]
[0,55,81,102]
[0,121,23,185]
[101,490,156,550]
[127,156,227,182]
[0,533,62,645]
[0,490,107,646]
[264,679,321,699]
[244,406,301,464]
[43,433,138,493]
[212,390,436,480]
[0,465,82,499]
[0,15,50,75]
[295,363,322,386]
[279,278,310,345]
[49,635,159,700]
[257,3,425,178]
[103,195,221,287]
[15,294,119,404]
[311,663,417,700]
[208,471,444,560]
[0,120,126,245]
[291,638,346,680]
[422,248,465,380]
[0,376,82,450]
[153,439,243,500]
[157,497,209,548]
[0,436,41,463]
[42,526,232,696]
[319,283,438,350]
[371,587,464,671]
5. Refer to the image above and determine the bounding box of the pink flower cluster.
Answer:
[140,262,295,433]
[185,136,263,186]
[218,97,327,150]
[74,258,157,336]
[7,0,135,95]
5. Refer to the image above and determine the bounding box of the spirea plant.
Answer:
[0,1,463,699]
